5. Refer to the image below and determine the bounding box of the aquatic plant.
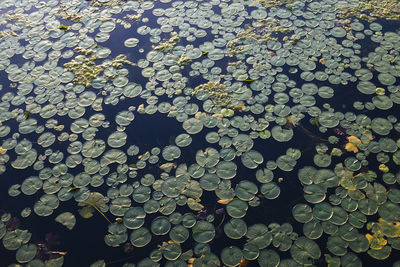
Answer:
[64,51,134,88]
[78,192,111,224]
[152,32,180,52]
[1,0,400,265]
[58,25,69,31]
[338,0,400,22]
[254,0,300,9]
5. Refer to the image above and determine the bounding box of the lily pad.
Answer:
[16,243,37,263]
[151,217,171,235]
[192,221,215,243]
[130,227,151,247]
[290,237,321,266]
[55,212,76,230]
[224,218,247,239]
[258,249,280,267]
[221,246,243,267]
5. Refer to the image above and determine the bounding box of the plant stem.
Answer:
[106,255,136,265]
[217,213,226,229]
[93,206,112,224]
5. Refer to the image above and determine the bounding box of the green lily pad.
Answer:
[224,218,247,239]
[258,249,280,267]
[226,199,248,218]
[292,204,313,223]
[303,219,323,240]
[241,150,264,169]
[130,227,151,247]
[16,243,37,263]
[271,126,293,142]
[123,207,146,230]
[260,183,281,200]
[327,236,348,256]
[2,229,31,250]
[221,246,243,267]
[55,212,76,230]
[216,161,237,179]
[290,237,321,265]
[33,194,59,216]
[367,246,391,260]
[162,243,182,261]
[169,225,189,243]
[192,221,215,243]
[151,217,171,236]
[246,224,272,249]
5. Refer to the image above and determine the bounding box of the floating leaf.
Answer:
[2,229,31,250]
[192,221,215,243]
[151,217,171,236]
[123,207,146,230]
[246,224,272,249]
[226,199,248,218]
[221,246,243,267]
[78,192,110,223]
[55,212,76,230]
[258,249,280,267]
[290,237,321,265]
[293,204,313,223]
[16,243,37,263]
[169,225,189,243]
[34,194,59,217]
[130,227,151,247]
[187,198,204,211]
[224,218,247,239]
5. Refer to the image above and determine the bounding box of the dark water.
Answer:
[1,0,400,266]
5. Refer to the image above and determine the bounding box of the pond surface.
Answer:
[1,0,400,266]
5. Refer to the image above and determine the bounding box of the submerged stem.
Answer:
[297,124,328,143]
[106,255,136,266]
[93,206,112,224]
[217,213,226,229]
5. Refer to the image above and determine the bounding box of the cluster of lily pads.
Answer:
[337,0,400,22]
[1,0,400,266]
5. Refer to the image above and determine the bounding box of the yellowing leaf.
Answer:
[347,189,365,200]
[365,233,373,242]
[239,258,248,267]
[379,164,389,173]
[365,218,400,250]
[376,87,385,95]
[78,206,94,219]
[340,178,357,190]
[345,136,362,153]
[377,218,400,238]
[348,135,361,144]
[0,146,7,155]
[330,147,343,157]
[345,142,358,153]
[360,129,374,145]
[187,198,204,211]
[159,162,177,171]
[366,232,387,250]
[217,199,233,205]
